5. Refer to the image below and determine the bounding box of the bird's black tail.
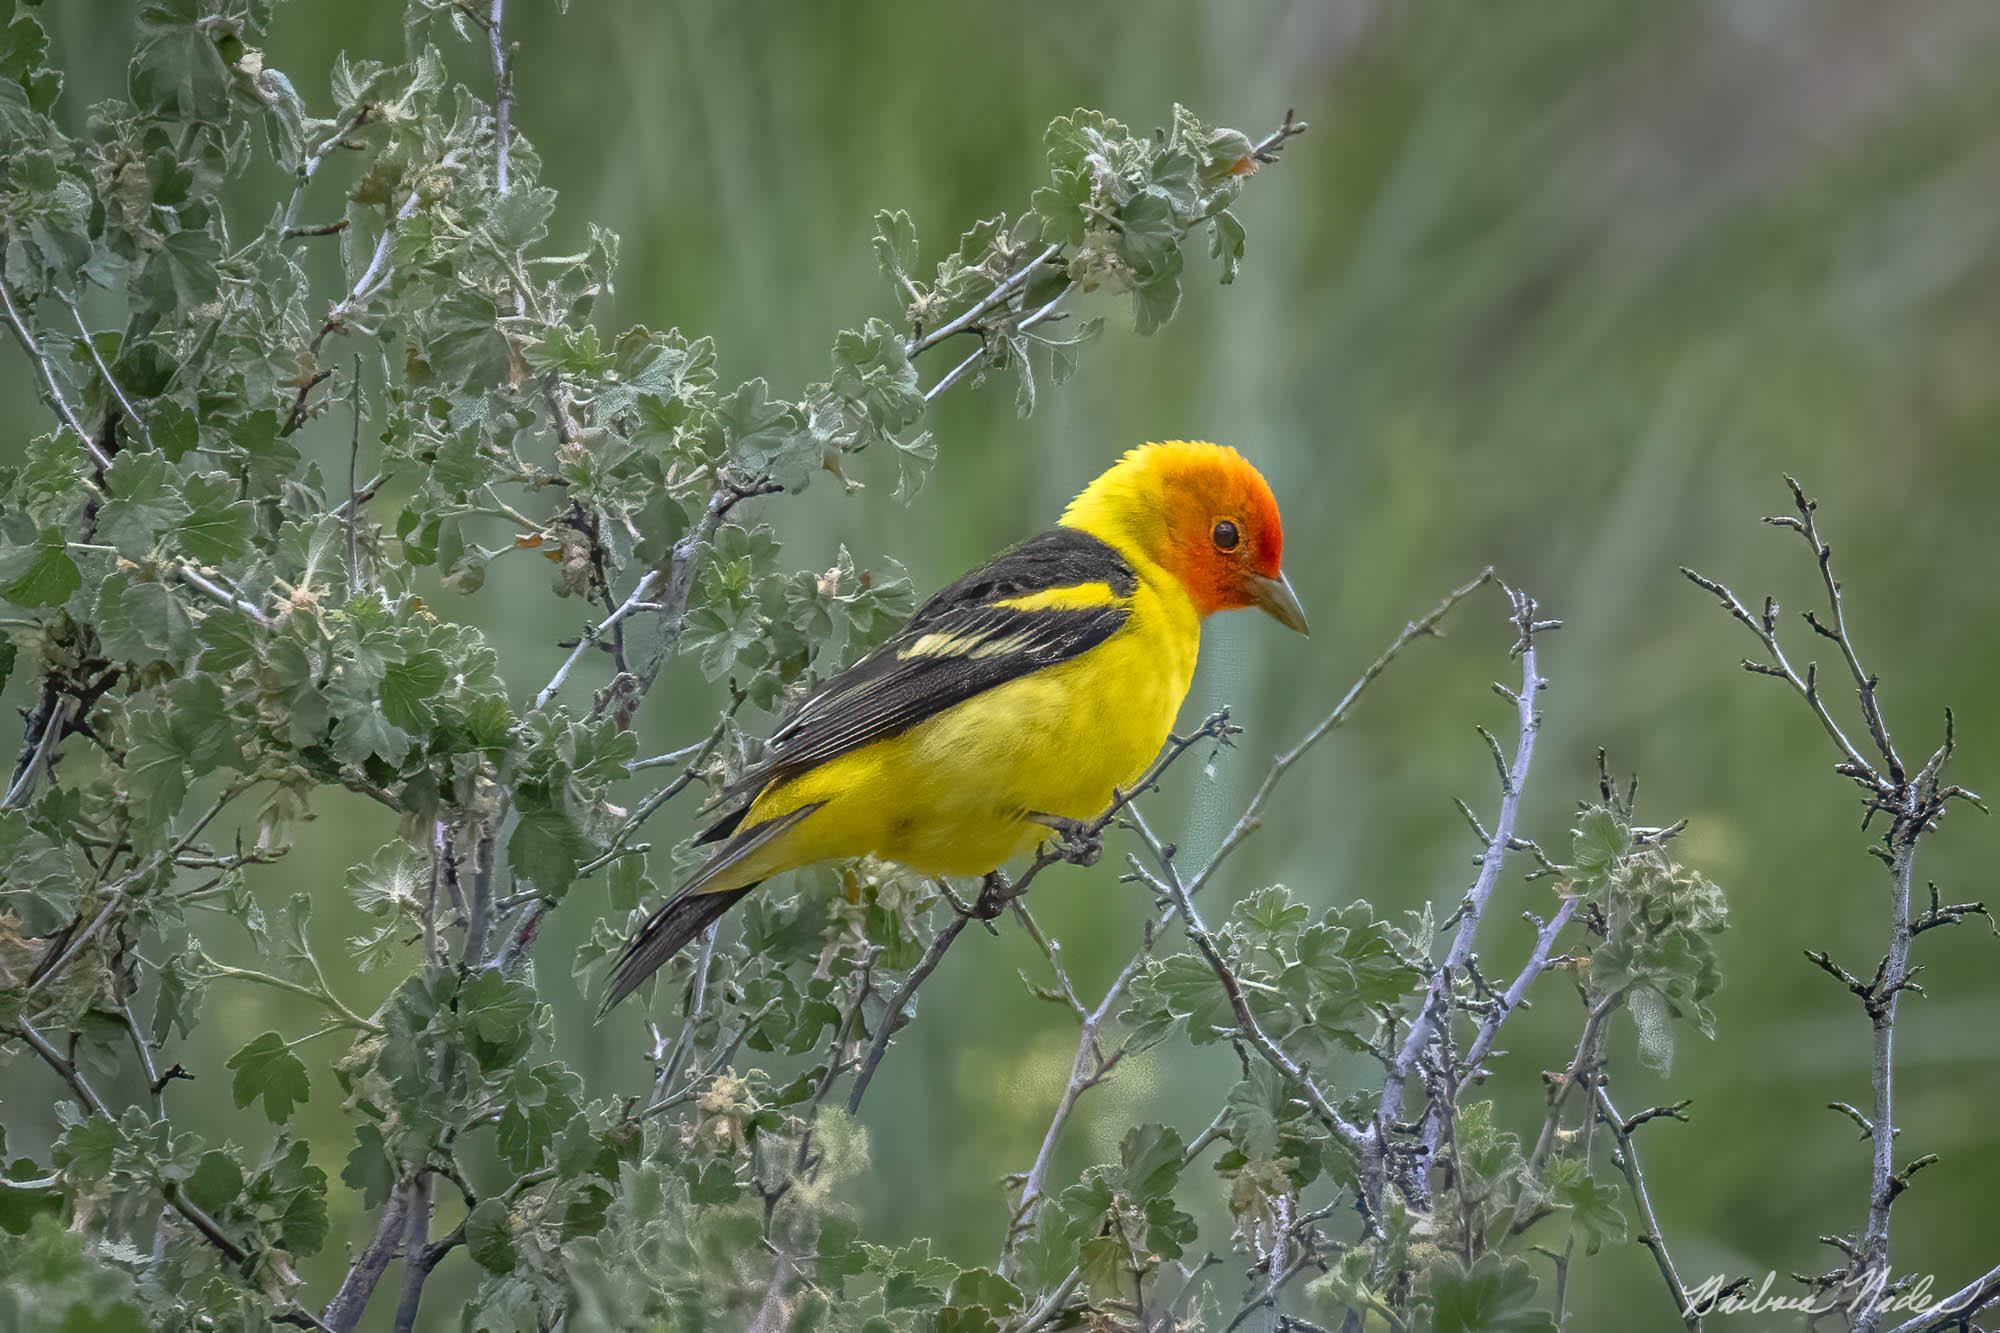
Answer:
[599,884,754,1015]
[598,799,827,1015]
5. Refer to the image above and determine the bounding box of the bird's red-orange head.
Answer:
[1060,440,1308,633]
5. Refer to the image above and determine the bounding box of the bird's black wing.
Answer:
[696,527,1135,840]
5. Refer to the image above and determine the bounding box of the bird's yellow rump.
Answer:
[602,440,1308,1010]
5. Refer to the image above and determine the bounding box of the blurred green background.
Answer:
[10,1,2000,1327]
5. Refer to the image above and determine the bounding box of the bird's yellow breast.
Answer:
[744,559,1200,878]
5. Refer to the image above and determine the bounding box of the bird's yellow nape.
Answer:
[1059,440,1303,631]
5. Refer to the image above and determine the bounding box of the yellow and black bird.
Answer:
[602,440,1308,1010]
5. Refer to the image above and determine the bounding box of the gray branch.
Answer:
[1689,478,1974,1332]
[1376,586,1550,1208]
[1595,1083,1703,1331]
[0,275,108,470]
[1882,1261,2000,1333]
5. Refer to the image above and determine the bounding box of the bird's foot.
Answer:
[1029,812,1102,867]
[972,870,1014,921]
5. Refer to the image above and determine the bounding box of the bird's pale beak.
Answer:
[1247,572,1310,636]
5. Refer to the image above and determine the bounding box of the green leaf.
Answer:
[1568,806,1628,888]
[1209,208,1246,284]
[184,1150,243,1213]
[329,689,411,767]
[140,229,221,310]
[508,788,583,897]
[489,187,557,251]
[280,1173,331,1255]
[493,1065,578,1172]
[54,1116,119,1183]
[1625,985,1677,1073]
[94,571,196,665]
[871,208,919,285]
[943,1267,1023,1317]
[0,4,61,114]
[0,529,79,607]
[1237,886,1309,936]
[150,399,198,461]
[1132,268,1183,336]
[1075,1234,1128,1298]
[226,1031,310,1123]
[175,472,252,563]
[552,1114,603,1179]
[1128,952,1232,1045]
[380,650,446,732]
[1548,1155,1626,1257]
[717,377,809,484]
[877,1240,958,1311]
[530,323,614,376]
[607,854,653,915]
[341,1125,394,1211]
[196,608,261,672]
[460,971,536,1047]
[829,318,923,436]
[96,453,188,557]
[131,0,232,120]
[817,1216,867,1285]
[1431,1254,1558,1333]
[1117,1122,1185,1202]
[124,675,238,824]
[466,1197,516,1274]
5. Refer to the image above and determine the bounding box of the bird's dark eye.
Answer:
[1212,519,1240,552]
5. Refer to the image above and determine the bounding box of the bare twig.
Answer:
[1,275,110,471]
[312,155,465,355]
[629,474,784,708]
[576,706,736,879]
[1882,1261,2000,1333]
[1378,587,1550,1206]
[281,102,372,235]
[3,695,75,809]
[280,367,336,436]
[1455,896,1579,1079]
[991,570,1499,1286]
[1679,564,1883,793]
[345,355,363,597]
[285,219,350,239]
[534,568,662,709]
[1527,990,1620,1175]
[907,243,1060,358]
[922,289,1067,403]
[65,298,153,450]
[1769,475,1902,780]
[1596,1083,1702,1330]
[175,565,273,624]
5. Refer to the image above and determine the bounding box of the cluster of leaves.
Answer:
[1361,797,1723,1332]
[0,0,1321,1329]
[1570,801,1726,1074]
